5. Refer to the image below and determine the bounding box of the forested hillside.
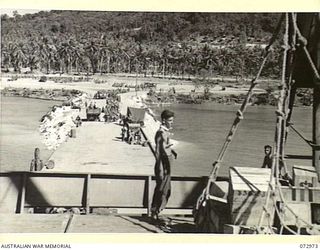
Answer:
[1,11,282,79]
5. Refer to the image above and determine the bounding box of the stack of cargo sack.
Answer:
[39,105,77,150]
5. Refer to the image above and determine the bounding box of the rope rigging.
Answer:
[195,13,285,214]
[203,14,285,194]
[258,12,320,235]
[288,123,320,149]
[195,12,320,235]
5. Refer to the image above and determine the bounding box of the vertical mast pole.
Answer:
[312,15,320,180]
[314,86,320,179]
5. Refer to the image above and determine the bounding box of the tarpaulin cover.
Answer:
[127,107,146,122]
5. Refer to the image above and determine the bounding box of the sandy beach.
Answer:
[1,74,266,97]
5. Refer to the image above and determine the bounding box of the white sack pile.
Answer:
[39,105,80,150]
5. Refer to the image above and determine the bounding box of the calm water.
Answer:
[1,97,313,177]
[153,103,312,177]
[0,96,61,171]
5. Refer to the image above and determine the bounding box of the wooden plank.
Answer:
[231,184,271,192]
[46,123,155,175]
[229,167,275,226]
[278,187,320,202]
[293,165,319,187]
[0,214,69,233]
[91,207,193,215]
[230,199,274,221]
[231,167,272,175]
[67,214,163,233]
[280,202,312,226]
[230,167,273,192]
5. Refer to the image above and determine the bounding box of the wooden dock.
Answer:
[44,122,154,175]
[0,214,195,233]
[0,121,207,220]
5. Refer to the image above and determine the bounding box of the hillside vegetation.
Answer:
[1,11,283,79]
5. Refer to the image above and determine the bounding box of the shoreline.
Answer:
[1,77,313,177]
[0,75,313,167]
[1,74,313,107]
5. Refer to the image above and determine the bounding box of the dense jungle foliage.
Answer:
[1,11,283,79]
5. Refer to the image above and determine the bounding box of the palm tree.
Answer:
[1,44,12,71]
[11,43,27,73]
[58,41,74,74]
[98,45,111,74]
[72,45,83,74]
[25,41,40,73]
[161,47,169,78]
[39,38,57,74]
[84,41,99,74]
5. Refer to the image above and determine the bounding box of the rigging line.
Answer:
[264,190,277,235]
[206,13,286,183]
[292,14,320,81]
[207,53,270,183]
[275,176,318,230]
[265,13,285,54]
[274,154,318,231]
[258,153,277,227]
[275,43,320,232]
[275,11,289,188]
[288,123,313,146]
[259,12,289,229]
[274,95,318,231]
[279,13,299,176]
[271,193,298,235]
[229,167,260,191]
[197,14,287,223]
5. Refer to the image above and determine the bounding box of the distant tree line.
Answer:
[1,11,282,79]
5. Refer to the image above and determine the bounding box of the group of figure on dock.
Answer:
[86,91,120,122]
[120,117,148,146]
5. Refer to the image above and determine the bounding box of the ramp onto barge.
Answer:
[0,122,207,217]
[44,122,154,175]
[0,214,171,233]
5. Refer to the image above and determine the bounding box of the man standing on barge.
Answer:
[151,110,177,222]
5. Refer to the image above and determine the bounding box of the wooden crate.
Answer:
[228,167,274,226]
[293,165,319,187]
[279,202,311,226]
[280,186,320,203]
